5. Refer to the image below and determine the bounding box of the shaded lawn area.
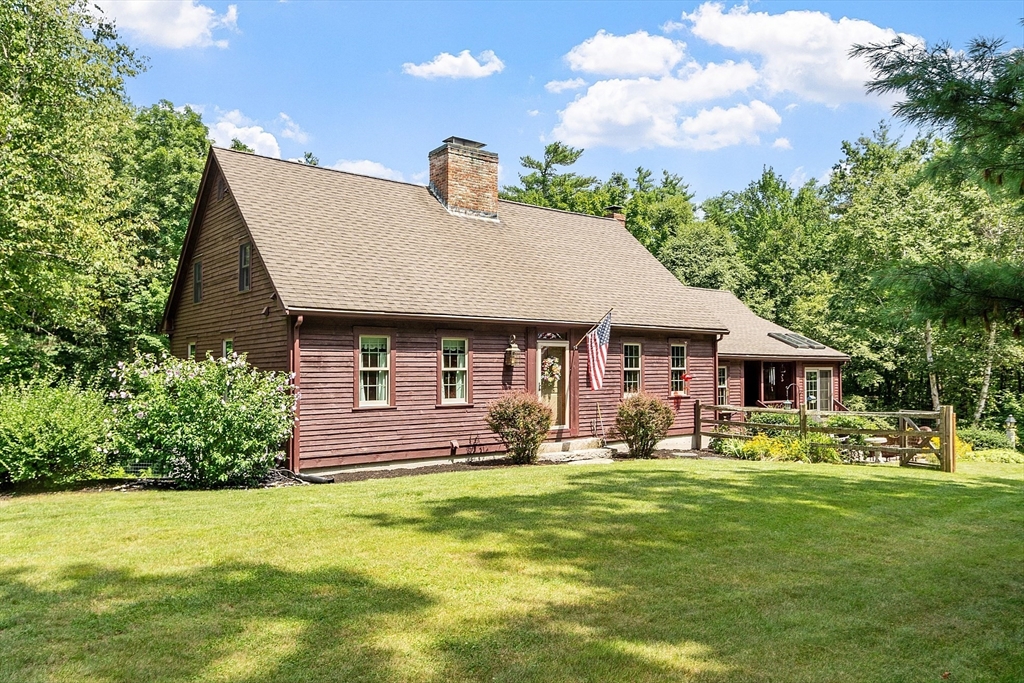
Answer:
[1,460,1022,683]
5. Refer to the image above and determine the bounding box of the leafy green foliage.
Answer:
[747,411,800,438]
[0,383,112,484]
[656,216,751,291]
[109,354,295,488]
[958,426,1015,452]
[229,138,254,153]
[719,434,842,464]
[854,35,1024,198]
[960,448,1024,463]
[485,391,552,465]
[615,393,674,459]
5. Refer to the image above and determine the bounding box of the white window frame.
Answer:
[718,365,728,406]
[187,342,197,360]
[670,343,688,396]
[238,242,251,292]
[622,343,641,396]
[440,337,469,404]
[359,335,391,407]
[804,367,834,412]
[222,339,233,357]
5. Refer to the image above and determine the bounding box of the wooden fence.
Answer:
[694,401,958,473]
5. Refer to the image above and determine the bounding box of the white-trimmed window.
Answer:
[670,344,688,395]
[238,243,251,292]
[359,335,390,406]
[222,339,233,357]
[440,338,468,403]
[718,366,728,405]
[623,343,641,395]
[187,342,197,360]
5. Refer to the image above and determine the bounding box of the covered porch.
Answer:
[738,360,845,411]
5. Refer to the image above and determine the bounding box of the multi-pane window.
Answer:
[238,243,251,292]
[222,339,233,357]
[623,343,641,395]
[441,338,468,403]
[359,336,390,406]
[670,344,688,394]
[187,343,197,360]
[718,366,728,405]
[193,261,203,303]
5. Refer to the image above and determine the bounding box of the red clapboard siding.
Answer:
[168,170,289,370]
[298,319,718,468]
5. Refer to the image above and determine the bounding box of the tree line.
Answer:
[2,0,1021,429]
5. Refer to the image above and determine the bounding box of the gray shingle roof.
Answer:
[684,288,849,361]
[212,148,728,333]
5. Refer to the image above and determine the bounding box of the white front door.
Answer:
[805,368,833,412]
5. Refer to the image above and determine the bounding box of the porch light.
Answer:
[504,335,522,367]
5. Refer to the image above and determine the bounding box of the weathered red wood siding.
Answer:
[167,170,289,370]
[297,318,718,469]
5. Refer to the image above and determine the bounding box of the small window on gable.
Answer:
[623,343,641,396]
[193,261,203,303]
[238,242,251,292]
[359,335,391,407]
[187,343,197,360]
[440,338,469,404]
[222,339,233,357]
[670,344,688,395]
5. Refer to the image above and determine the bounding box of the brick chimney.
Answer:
[428,137,498,219]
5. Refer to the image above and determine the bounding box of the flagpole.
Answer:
[574,307,614,349]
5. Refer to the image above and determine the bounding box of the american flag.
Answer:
[585,311,612,390]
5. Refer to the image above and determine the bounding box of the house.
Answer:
[687,288,849,410]
[162,137,846,472]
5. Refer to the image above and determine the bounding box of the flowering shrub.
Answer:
[109,354,295,488]
[0,384,112,484]
[713,433,841,464]
[615,393,674,459]
[486,391,552,465]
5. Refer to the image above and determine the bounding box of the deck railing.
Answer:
[694,401,957,472]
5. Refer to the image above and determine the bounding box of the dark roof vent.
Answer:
[442,136,486,149]
[768,332,826,350]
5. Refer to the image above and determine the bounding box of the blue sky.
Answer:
[99,0,1022,201]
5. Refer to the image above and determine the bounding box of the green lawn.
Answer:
[1,460,1022,683]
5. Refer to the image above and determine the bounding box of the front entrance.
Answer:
[538,342,569,429]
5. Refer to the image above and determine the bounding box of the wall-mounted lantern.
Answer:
[504,335,522,367]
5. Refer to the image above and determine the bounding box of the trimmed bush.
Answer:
[109,354,295,488]
[615,393,674,459]
[748,411,800,438]
[486,391,552,465]
[961,448,1024,464]
[0,384,112,484]
[958,427,1014,452]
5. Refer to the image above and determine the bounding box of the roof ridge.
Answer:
[498,198,621,222]
[681,285,740,294]
[212,146,428,190]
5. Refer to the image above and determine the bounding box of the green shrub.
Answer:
[710,436,745,457]
[960,448,1024,464]
[0,384,112,484]
[615,393,675,459]
[737,433,841,464]
[486,391,552,465]
[110,354,295,488]
[748,411,799,438]
[958,427,1013,452]
[821,413,892,445]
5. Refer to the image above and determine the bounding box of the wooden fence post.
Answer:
[939,405,957,473]
[799,403,808,439]
[693,400,702,450]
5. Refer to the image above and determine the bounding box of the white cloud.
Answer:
[331,159,405,182]
[278,113,309,144]
[784,103,800,112]
[565,30,686,77]
[545,78,587,93]
[527,109,540,117]
[402,50,504,79]
[211,110,281,157]
[772,137,792,150]
[789,166,809,187]
[551,61,762,150]
[677,101,782,151]
[682,2,922,105]
[95,0,238,49]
